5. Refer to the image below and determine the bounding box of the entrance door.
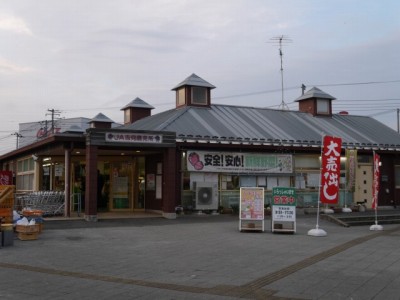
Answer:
[110,162,132,210]
[354,164,373,208]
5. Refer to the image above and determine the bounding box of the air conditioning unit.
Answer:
[195,182,218,210]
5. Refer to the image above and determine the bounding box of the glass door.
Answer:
[111,162,132,210]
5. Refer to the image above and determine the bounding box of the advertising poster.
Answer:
[240,187,264,220]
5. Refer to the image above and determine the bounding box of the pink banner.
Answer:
[372,153,380,209]
[320,136,342,204]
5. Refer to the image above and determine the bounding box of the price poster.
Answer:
[240,187,264,220]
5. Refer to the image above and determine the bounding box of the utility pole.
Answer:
[47,109,61,134]
[270,35,292,110]
[397,108,399,133]
[12,132,23,149]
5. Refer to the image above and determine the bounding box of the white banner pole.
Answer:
[308,134,327,237]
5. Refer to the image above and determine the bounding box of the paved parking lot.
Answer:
[1,212,400,299]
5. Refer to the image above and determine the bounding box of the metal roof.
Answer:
[119,104,400,150]
[295,87,336,101]
[172,73,216,90]
[121,97,155,110]
[89,113,114,123]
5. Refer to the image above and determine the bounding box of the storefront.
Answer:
[179,148,358,213]
[2,73,400,221]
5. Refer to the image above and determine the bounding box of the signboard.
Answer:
[187,150,292,174]
[320,136,342,204]
[272,187,297,233]
[239,187,264,232]
[240,187,264,220]
[105,132,162,144]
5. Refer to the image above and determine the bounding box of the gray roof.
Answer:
[65,125,84,133]
[121,97,155,110]
[89,113,114,123]
[295,87,336,102]
[172,73,216,90]
[119,104,400,150]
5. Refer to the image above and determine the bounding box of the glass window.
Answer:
[177,88,186,106]
[124,109,130,123]
[317,99,329,114]
[16,157,35,191]
[295,155,320,168]
[191,87,207,105]
[395,166,400,188]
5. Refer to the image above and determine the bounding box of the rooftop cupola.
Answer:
[121,97,154,124]
[172,73,216,108]
[295,87,336,117]
[88,113,114,129]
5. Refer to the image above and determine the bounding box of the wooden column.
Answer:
[162,147,177,219]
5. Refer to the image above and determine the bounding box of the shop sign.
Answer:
[272,187,296,222]
[187,150,292,173]
[105,132,163,144]
[320,136,342,204]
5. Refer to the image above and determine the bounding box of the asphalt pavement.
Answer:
[1,211,400,300]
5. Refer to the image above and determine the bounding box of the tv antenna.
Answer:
[270,35,292,110]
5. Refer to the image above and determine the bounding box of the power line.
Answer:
[213,79,400,102]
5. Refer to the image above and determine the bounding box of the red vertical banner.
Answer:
[320,136,342,204]
[372,153,380,209]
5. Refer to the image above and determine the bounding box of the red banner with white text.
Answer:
[372,153,380,209]
[320,136,342,204]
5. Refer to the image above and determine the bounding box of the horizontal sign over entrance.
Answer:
[187,150,293,173]
[105,132,163,144]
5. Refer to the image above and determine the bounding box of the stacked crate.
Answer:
[15,224,40,240]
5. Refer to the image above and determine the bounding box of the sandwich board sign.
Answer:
[239,187,264,232]
[271,187,296,233]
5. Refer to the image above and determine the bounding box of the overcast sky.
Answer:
[0,0,399,154]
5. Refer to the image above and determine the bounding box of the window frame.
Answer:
[191,87,207,105]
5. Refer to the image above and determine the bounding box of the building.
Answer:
[1,74,400,221]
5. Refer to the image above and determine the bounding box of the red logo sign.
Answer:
[320,136,342,204]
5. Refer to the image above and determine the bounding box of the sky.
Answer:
[0,0,399,155]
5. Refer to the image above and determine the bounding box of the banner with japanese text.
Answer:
[345,149,357,192]
[372,153,380,209]
[187,150,292,174]
[320,136,342,204]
